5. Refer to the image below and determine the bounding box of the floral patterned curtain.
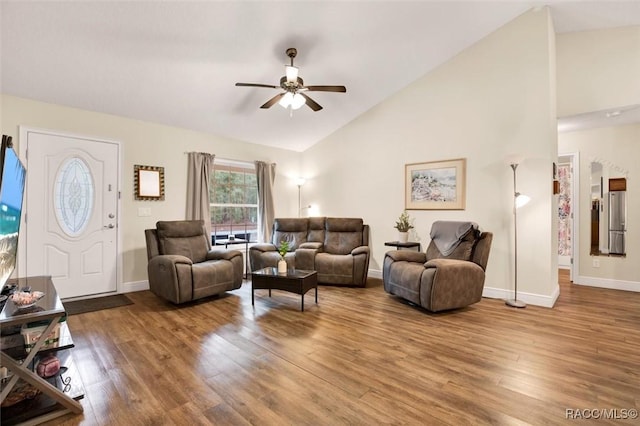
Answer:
[558,163,572,256]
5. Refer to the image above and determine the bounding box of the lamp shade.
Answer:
[285,65,298,83]
[291,93,306,110]
[279,92,294,108]
[515,193,531,208]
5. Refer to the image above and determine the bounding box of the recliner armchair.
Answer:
[383,221,492,312]
[145,220,243,304]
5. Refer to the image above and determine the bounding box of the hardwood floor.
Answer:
[45,270,639,425]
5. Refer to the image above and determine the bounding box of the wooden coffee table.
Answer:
[251,267,318,311]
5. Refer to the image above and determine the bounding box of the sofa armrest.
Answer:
[207,249,243,261]
[295,248,318,270]
[299,242,323,250]
[250,244,277,253]
[385,250,427,263]
[425,258,483,271]
[249,244,277,272]
[351,246,369,256]
[153,254,193,266]
[425,259,485,278]
[147,255,193,303]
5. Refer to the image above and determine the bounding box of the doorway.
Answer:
[19,127,121,299]
[557,152,578,282]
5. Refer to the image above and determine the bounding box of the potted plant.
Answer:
[277,240,290,274]
[394,211,414,243]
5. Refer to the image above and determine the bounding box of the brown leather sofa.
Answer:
[145,220,243,304]
[383,221,492,312]
[249,217,370,286]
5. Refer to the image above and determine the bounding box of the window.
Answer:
[210,160,257,243]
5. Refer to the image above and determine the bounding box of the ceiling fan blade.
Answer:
[260,93,286,109]
[300,93,323,112]
[236,82,277,89]
[304,85,346,93]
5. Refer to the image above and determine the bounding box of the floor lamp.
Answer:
[506,163,530,308]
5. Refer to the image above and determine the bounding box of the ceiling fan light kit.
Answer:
[236,47,346,113]
[279,92,306,110]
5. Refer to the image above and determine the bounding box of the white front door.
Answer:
[21,128,120,299]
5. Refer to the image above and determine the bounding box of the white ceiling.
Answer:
[2,1,640,152]
[558,104,640,133]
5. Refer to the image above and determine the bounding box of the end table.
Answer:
[384,241,421,251]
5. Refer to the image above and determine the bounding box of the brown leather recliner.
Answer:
[383,221,492,312]
[250,217,370,286]
[145,220,243,304]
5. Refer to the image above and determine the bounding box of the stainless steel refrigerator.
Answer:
[608,190,626,255]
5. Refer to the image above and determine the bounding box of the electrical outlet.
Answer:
[592,258,600,268]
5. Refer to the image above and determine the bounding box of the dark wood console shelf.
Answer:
[1,276,84,425]
[384,241,421,251]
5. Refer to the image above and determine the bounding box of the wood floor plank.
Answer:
[36,270,640,425]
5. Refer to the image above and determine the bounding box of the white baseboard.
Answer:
[573,275,640,292]
[482,285,560,308]
[368,269,382,279]
[122,280,149,293]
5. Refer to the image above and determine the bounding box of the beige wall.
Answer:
[559,124,640,289]
[1,94,302,286]
[302,8,559,305]
[557,26,640,117]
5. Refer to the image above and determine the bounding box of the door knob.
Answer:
[108,213,115,219]
[104,224,115,229]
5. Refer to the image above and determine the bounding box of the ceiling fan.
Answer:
[235,48,346,112]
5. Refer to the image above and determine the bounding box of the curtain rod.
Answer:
[183,152,234,162]
[183,151,213,155]
[184,153,274,166]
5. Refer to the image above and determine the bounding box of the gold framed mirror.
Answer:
[134,164,165,201]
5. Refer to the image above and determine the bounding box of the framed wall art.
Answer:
[405,158,466,210]
[134,164,165,201]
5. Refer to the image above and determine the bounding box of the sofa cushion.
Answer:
[307,217,326,243]
[273,231,308,250]
[156,220,209,263]
[323,218,364,254]
[325,217,364,232]
[272,218,308,250]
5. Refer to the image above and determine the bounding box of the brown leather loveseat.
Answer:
[249,217,370,286]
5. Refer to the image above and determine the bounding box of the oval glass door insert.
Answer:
[54,157,94,236]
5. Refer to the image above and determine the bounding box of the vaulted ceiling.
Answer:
[2,1,639,151]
